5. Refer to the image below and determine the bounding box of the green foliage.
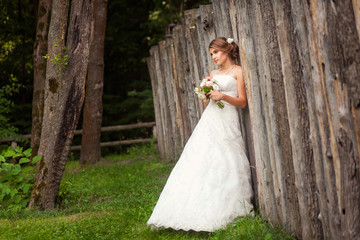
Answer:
[56,180,76,208]
[0,81,21,138]
[0,0,34,136]
[0,144,295,239]
[0,146,41,211]
[43,43,68,77]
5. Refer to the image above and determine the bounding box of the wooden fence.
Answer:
[0,122,156,151]
[147,1,360,239]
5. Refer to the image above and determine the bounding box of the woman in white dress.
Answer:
[147,37,253,232]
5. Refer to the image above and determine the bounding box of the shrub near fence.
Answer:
[147,1,360,239]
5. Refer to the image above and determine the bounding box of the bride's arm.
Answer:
[210,67,247,109]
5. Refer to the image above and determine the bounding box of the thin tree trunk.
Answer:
[30,0,93,210]
[31,0,52,157]
[80,0,108,165]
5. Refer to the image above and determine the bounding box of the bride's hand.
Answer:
[209,90,223,101]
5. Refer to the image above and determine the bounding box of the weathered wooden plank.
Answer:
[172,25,190,146]
[159,40,179,160]
[236,0,279,222]
[151,44,173,160]
[323,1,360,239]
[353,0,360,42]
[306,2,343,239]
[211,0,232,38]
[290,0,330,238]
[172,24,193,143]
[184,9,204,121]
[196,4,216,77]
[166,38,183,158]
[148,46,165,159]
[250,1,302,236]
[273,0,323,238]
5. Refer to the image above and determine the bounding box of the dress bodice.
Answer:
[213,74,237,98]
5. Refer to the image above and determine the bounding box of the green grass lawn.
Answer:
[0,144,295,240]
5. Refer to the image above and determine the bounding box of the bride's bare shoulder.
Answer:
[234,66,243,80]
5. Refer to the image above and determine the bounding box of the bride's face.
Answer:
[209,48,228,66]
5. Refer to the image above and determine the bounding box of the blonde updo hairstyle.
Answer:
[209,37,240,65]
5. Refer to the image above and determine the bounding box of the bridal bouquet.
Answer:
[194,76,224,109]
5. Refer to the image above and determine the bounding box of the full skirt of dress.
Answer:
[147,75,253,232]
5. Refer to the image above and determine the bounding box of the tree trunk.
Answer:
[31,0,52,156]
[80,0,108,165]
[29,0,93,210]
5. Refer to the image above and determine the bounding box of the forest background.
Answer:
[0,0,210,156]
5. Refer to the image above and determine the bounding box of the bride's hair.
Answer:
[209,37,240,65]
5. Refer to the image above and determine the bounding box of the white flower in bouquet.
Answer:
[194,76,224,109]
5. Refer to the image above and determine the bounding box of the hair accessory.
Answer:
[226,38,234,44]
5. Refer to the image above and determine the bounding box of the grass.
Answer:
[0,144,295,240]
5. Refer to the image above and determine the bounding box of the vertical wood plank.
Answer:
[154,43,173,160]
[323,1,360,239]
[252,1,302,235]
[172,24,192,145]
[236,0,279,223]
[273,0,322,238]
[147,53,165,159]
[211,0,232,38]
[184,9,204,120]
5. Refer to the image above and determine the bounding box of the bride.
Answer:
[147,37,254,232]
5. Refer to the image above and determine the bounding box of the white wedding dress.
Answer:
[147,74,253,232]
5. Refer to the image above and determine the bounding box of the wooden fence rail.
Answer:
[0,122,156,151]
[147,1,360,239]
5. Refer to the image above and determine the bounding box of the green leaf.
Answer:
[265,233,272,240]
[22,166,34,172]
[32,155,42,164]
[12,153,23,158]
[4,147,15,157]
[9,167,21,176]
[15,176,24,182]
[1,163,13,171]
[23,184,32,193]
[0,155,5,162]
[20,199,28,207]
[13,195,21,204]
[23,148,32,157]
[19,158,30,164]
[10,189,17,197]
[14,146,23,153]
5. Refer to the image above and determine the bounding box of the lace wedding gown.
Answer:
[147,74,253,232]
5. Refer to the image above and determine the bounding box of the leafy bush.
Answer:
[0,146,41,211]
[0,80,21,138]
[56,180,76,208]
